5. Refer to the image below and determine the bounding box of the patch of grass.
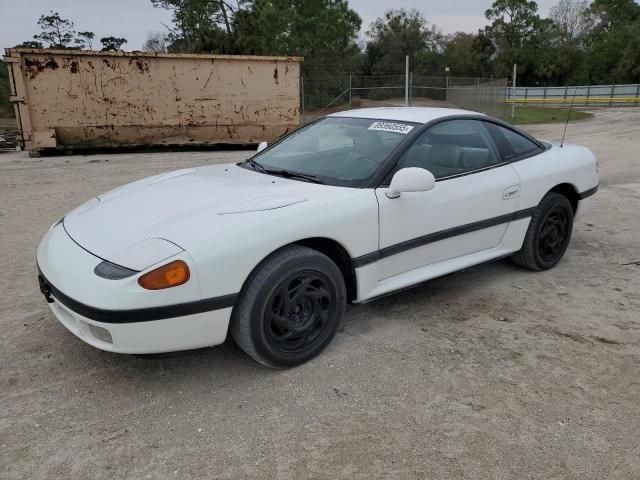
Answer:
[511,106,592,125]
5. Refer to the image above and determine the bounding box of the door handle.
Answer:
[502,186,520,200]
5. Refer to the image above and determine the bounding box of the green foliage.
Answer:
[147,0,640,87]
[442,33,482,76]
[0,60,14,118]
[233,0,362,76]
[575,0,640,83]
[151,0,235,53]
[33,11,76,48]
[76,31,95,50]
[15,41,44,49]
[100,37,128,51]
[482,0,555,83]
[364,9,444,75]
[18,11,126,51]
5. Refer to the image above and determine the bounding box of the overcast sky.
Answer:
[0,0,560,51]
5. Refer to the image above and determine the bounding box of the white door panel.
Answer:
[376,226,506,279]
[375,164,521,279]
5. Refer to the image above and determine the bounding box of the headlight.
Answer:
[94,260,138,280]
[138,260,190,290]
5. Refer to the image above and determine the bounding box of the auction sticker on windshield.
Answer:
[368,121,414,135]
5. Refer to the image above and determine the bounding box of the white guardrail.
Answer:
[507,84,640,106]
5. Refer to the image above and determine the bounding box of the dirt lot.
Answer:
[1,108,639,479]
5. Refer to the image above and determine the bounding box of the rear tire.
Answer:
[230,245,346,368]
[511,192,574,271]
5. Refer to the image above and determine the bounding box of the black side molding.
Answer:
[352,184,597,270]
[352,206,537,268]
[38,269,237,324]
[578,185,598,200]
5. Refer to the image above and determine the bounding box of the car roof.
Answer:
[328,107,481,124]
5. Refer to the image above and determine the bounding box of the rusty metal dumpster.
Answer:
[2,49,302,155]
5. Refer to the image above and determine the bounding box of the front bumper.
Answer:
[43,290,233,354]
[37,223,234,354]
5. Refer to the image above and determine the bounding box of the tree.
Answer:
[75,31,95,49]
[233,0,362,76]
[550,0,591,41]
[33,11,76,49]
[470,30,497,78]
[19,11,122,51]
[143,32,169,53]
[0,60,13,117]
[100,37,128,51]
[575,0,640,83]
[151,0,232,52]
[442,32,480,76]
[481,0,553,83]
[613,21,640,81]
[588,0,640,32]
[15,41,45,49]
[364,9,443,75]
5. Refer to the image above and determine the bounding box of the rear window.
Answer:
[486,124,542,160]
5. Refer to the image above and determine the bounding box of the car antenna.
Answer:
[560,89,577,148]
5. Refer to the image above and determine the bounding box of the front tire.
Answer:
[230,245,346,368]
[511,192,574,271]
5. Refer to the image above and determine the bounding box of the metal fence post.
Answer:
[409,71,413,106]
[511,64,517,121]
[405,55,409,106]
[586,85,591,106]
[348,74,352,108]
[610,83,615,107]
[636,83,640,106]
[446,75,450,103]
[300,75,305,124]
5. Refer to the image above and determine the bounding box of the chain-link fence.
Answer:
[444,77,510,119]
[301,74,509,123]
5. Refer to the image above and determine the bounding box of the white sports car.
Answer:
[37,107,598,367]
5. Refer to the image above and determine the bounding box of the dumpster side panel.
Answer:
[4,50,301,152]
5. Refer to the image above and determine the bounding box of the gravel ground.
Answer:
[1,108,639,479]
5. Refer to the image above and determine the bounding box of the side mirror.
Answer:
[257,141,268,153]
[386,167,436,199]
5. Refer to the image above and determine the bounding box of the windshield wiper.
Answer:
[243,158,266,173]
[241,158,325,184]
[264,169,326,184]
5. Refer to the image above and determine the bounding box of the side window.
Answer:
[486,123,542,160]
[395,119,500,180]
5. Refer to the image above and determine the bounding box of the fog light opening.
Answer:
[89,324,113,344]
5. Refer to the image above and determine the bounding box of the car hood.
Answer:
[63,164,351,269]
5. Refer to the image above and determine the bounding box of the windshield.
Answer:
[249,117,418,186]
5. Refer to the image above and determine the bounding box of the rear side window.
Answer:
[486,123,542,160]
[393,119,501,180]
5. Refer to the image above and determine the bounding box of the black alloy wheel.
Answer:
[264,271,334,355]
[537,206,571,264]
[231,245,346,368]
[511,192,574,271]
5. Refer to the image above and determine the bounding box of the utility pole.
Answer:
[405,55,409,106]
[511,64,517,121]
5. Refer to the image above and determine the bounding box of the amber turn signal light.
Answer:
[138,260,190,290]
